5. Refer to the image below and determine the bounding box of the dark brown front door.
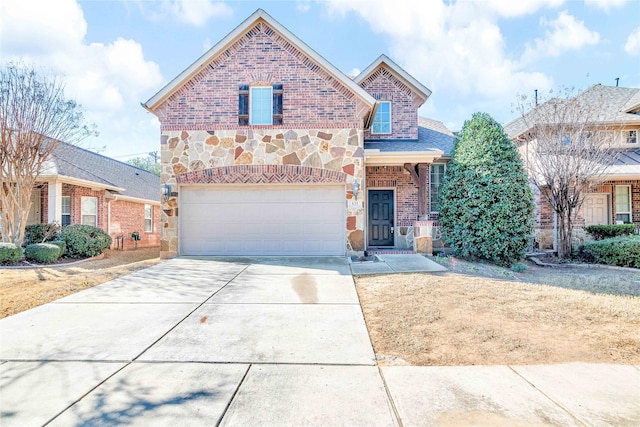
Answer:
[368,190,394,246]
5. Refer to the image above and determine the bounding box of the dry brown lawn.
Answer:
[355,257,640,366]
[0,247,160,318]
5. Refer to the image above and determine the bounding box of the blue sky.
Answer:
[1,0,639,159]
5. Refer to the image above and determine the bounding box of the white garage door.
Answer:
[180,185,345,256]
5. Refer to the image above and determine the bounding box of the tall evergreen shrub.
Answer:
[439,113,534,266]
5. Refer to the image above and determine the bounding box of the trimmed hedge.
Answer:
[0,243,22,263]
[59,224,112,258]
[24,243,61,264]
[49,240,67,257]
[578,236,640,268]
[585,224,636,240]
[24,223,60,245]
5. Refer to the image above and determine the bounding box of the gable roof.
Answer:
[41,140,160,203]
[354,54,432,106]
[143,8,376,113]
[505,84,640,139]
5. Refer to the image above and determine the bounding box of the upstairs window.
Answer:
[238,84,283,125]
[627,130,637,144]
[430,164,446,213]
[372,101,391,134]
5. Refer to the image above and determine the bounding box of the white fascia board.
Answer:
[354,54,432,102]
[111,194,161,206]
[36,175,125,193]
[364,149,444,166]
[143,9,375,112]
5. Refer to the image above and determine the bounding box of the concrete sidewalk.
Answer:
[1,257,639,426]
[350,253,448,275]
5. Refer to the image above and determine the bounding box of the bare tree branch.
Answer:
[515,88,622,258]
[0,62,96,246]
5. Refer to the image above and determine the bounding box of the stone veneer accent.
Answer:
[160,128,364,257]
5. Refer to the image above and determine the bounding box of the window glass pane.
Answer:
[372,101,391,134]
[61,196,70,214]
[144,205,152,219]
[81,215,96,226]
[430,164,445,213]
[61,215,71,227]
[250,87,272,125]
[145,219,152,232]
[81,197,97,215]
[627,130,637,144]
[144,205,152,232]
[616,186,630,212]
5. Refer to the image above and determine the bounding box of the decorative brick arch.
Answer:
[176,165,347,185]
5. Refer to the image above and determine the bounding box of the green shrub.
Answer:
[0,242,23,263]
[24,223,60,245]
[439,112,534,267]
[585,224,636,240]
[60,224,112,258]
[49,240,67,257]
[578,236,640,268]
[24,243,61,264]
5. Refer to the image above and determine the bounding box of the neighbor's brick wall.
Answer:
[360,66,420,140]
[109,200,161,249]
[155,21,365,131]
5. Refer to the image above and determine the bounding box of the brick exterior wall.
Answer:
[154,20,371,258]
[27,183,160,251]
[535,180,640,249]
[360,65,421,141]
[155,21,366,131]
[366,166,419,227]
[109,200,161,249]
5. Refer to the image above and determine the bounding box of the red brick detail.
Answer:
[342,163,355,176]
[360,66,420,140]
[155,21,367,131]
[346,215,356,231]
[177,165,347,184]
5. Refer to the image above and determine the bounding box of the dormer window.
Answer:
[627,130,637,144]
[372,101,391,134]
[238,84,283,125]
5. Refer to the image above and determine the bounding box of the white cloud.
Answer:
[296,1,311,13]
[161,0,232,27]
[0,0,163,156]
[482,0,565,18]
[584,0,629,11]
[522,11,600,63]
[324,0,553,105]
[625,27,640,56]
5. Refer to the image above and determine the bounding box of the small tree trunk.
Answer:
[556,211,574,259]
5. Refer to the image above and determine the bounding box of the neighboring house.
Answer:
[143,9,453,258]
[505,84,640,248]
[21,141,161,249]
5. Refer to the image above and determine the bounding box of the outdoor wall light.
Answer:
[161,183,171,202]
[352,180,360,200]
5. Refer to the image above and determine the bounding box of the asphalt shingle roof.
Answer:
[364,116,455,156]
[505,84,640,139]
[43,141,160,201]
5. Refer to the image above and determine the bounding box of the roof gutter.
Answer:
[36,175,125,193]
[364,149,445,166]
[109,194,161,206]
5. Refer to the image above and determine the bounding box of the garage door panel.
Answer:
[181,186,345,256]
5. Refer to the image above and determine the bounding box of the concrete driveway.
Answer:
[1,257,639,426]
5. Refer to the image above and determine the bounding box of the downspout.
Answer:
[553,211,558,253]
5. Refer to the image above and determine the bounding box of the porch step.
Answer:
[367,249,417,255]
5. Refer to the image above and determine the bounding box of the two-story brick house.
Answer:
[506,84,640,248]
[144,9,453,258]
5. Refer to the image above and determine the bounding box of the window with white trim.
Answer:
[238,84,283,125]
[430,164,446,213]
[144,205,153,232]
[615,185,632,223]
[61,196,71,226]
[372,101,391,134]
[81,197,97,226]
[627,130,637,144]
